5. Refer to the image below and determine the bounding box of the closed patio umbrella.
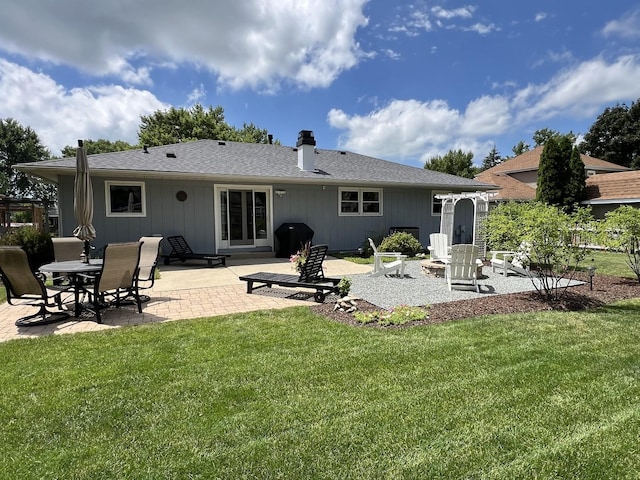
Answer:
[72,139,96,262]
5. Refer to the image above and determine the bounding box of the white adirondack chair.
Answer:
[427,233,449,263]
[445,244,480,292]
[490,243,530,276]
[368,238,407,278]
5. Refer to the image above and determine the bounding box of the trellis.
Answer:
[435,191,494,258]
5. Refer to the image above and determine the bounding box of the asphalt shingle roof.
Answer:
[483,146,630,175]
[19,139,492,189]
[584,170,640,202]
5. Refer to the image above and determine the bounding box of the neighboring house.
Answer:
[583,171,640,218]
[475,146,633,215]
[17,131,493,255]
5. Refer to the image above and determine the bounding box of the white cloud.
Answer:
[327,96,510,165]
[535,12,547,22]
[464,23,499,35]
[327,55,640,164]
[603,8,640,39]
[514,55,640,123]
[431,6,475,19]
[0,59,167,156]
[186,84,207,105]
[0,0,369,91]
[383,49,401,60]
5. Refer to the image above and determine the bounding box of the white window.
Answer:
[338,187,383,216]
[105,181,146,217]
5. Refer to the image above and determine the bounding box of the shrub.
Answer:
[379,232,423,256]
[0,226,54,271]
[484,202,595,302]
[601,205,640,282]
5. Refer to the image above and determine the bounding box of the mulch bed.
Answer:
[310,272,640,328]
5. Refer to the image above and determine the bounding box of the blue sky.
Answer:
[1,0,640,168]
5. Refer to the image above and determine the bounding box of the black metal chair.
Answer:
[0,246,72,327]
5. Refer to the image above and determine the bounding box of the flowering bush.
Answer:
[354,304,429,326]
[289,241,311,272]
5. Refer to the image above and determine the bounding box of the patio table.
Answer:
[40,260,103,317]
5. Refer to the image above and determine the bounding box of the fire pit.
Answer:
[421,259,446,277]
[421,259,483,278]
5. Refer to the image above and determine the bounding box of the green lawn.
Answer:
[2,300,640,479]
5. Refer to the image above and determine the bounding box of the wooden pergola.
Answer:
[0,196,47,231]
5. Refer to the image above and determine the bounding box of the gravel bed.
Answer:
[348,260,581,309]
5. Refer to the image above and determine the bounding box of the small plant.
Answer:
[337,276,351,297]
[354,304,429,326]
[289,241,311,272]
[379,232,423,256]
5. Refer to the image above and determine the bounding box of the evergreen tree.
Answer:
[536,136,571,206]
[511,140,530,157]
[480,145,502,171]
[566,146,587,208]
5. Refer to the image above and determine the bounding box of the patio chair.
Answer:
[368,238,407,278]
[136,236,163,300]
[490,243,530,277]
[427,233,449,263]
[445,244,480,292]
[0,246,72,326]
[79,242,143,323]
[52,237,84,261]
[162,235,227,267]
[51,236,85,285]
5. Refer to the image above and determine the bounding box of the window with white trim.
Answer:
[338,187,383,216]
[105,181,146,217]
[432,190,449,216]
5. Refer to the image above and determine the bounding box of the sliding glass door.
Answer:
[216,186,271,249]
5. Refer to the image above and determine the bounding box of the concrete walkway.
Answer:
[0,256,371,343]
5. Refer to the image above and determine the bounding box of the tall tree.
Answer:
[580,100,640,168]
[0,118,56,201]
[60,139,137,157]
[511,140,530,157]
[480,145,502,171]
[536,136,572,206]
[138,104,272,146]
[424,149,477,178]
[533,128,577,147]
[565,146,587,208]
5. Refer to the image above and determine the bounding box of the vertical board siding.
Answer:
[59,175,449,254]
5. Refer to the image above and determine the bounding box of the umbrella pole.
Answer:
[83,240,90,263]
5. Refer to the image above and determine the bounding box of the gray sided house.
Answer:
[18,131,493,256]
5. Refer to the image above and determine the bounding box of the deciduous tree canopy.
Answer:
[60,139,137,157]
[0,118,56,202]
[138,104,272,147]
[424,149,477,178]
[580,99,640,169]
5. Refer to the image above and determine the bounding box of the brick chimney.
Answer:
[297,130,316,171]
